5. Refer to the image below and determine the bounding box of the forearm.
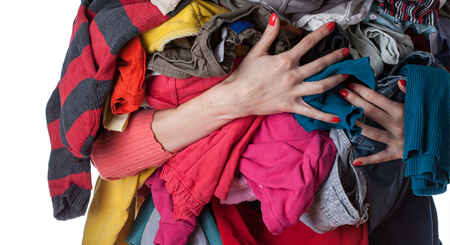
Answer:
[152,81,239,153]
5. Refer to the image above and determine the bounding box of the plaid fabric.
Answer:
[45,0,170,220]
[378,0,439,26]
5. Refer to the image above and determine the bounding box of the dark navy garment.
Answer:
[351,51,444,240]
[369,180,441,245]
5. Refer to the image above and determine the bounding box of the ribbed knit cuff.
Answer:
[406,153,449,196]
[91,108,175,180]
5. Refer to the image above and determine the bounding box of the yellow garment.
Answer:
[82,167,157,245]
[140,0,230,54]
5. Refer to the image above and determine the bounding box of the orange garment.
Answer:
[111,36,147,115]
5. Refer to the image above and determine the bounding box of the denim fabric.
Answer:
[300,128,369,234]
[435,17,450,67]
[147,5,290,79]
[351,51,444,232]
[368,180,441,245]
[363,2,437,36]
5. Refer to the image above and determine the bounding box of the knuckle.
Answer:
[314,83,327,94]
[301,36,315,49]
[364,106,376,116]
[313,59,326,72]
[282,71,296,85]
[365,91,378,103]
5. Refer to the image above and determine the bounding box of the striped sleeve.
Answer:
[46,0,169,220]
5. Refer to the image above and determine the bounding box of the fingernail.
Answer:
[339,88,348,98]
[344,74,350,79]
[327,22,336,31]
[353,161,363,166]
[347,84,355,90]
[332,117,341,123]
[269,13,277,26]
[399,79,406,86]
[343,48,350,57]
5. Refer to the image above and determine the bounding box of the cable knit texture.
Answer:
[91,109,175,180]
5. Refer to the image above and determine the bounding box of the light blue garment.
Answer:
[126,195,155,245]
[362,2,437,36]
[294,57,376,137]
[346,21,414,76]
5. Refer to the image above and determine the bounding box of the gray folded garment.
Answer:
[300,128,369,234]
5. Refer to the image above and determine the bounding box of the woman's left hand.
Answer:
[339,80,407,166]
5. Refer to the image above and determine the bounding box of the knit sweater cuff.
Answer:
[91,108,175,180]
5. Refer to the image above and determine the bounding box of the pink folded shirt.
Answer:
[239,112,336,235]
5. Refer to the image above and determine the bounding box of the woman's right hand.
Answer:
[153,15,349,153]
[220,14,350,123]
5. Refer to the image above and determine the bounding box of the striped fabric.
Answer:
[45,0,170,220]
[378,0,439,26]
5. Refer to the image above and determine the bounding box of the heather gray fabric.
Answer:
[141,208,211,245]
[147,5,291,79]
[300,128,369,234]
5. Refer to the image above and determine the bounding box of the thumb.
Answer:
[250,13,280,55]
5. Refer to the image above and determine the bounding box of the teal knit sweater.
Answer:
[401,64,450,196]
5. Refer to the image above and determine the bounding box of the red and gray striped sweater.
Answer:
[45,0,173,220]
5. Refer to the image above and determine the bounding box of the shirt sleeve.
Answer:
[91,108,176,180]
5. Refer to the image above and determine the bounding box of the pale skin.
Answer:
[151,14,406,167]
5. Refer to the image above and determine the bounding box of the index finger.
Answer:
[283,22,336,63]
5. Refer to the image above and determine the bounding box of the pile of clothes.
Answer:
[45,0,450,244]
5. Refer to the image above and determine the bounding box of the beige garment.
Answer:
[102,94,129,132]
[152,0,182,15]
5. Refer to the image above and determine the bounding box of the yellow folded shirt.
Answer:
[140,0,230,54]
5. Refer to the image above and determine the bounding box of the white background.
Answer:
[1,1,448,244]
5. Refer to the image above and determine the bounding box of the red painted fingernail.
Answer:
[343,48,350,57]
[328,22,336,31]
[332,117,341,123]
[344,74,350,79]
[269,13,277,26]
[353,161,363,166]
[399,79,406,86]
[339,88,348,98]
[347,84,355,90]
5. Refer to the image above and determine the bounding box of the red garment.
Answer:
[404,28,430,53]
[111,36,147,115]
[211,197,369,245]
[145,56,266,221]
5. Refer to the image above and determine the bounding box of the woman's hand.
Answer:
[339,80,407,166]
[220,14,349,123]
[153,15,350,153]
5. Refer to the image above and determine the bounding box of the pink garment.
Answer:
[152,168,197,245]
[220,172,257,205]
[145,56,266,221]
[239,113,336,235]
[91,109,175,180]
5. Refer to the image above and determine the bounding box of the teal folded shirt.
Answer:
[401,64,450,196]
[294,57,376,137]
